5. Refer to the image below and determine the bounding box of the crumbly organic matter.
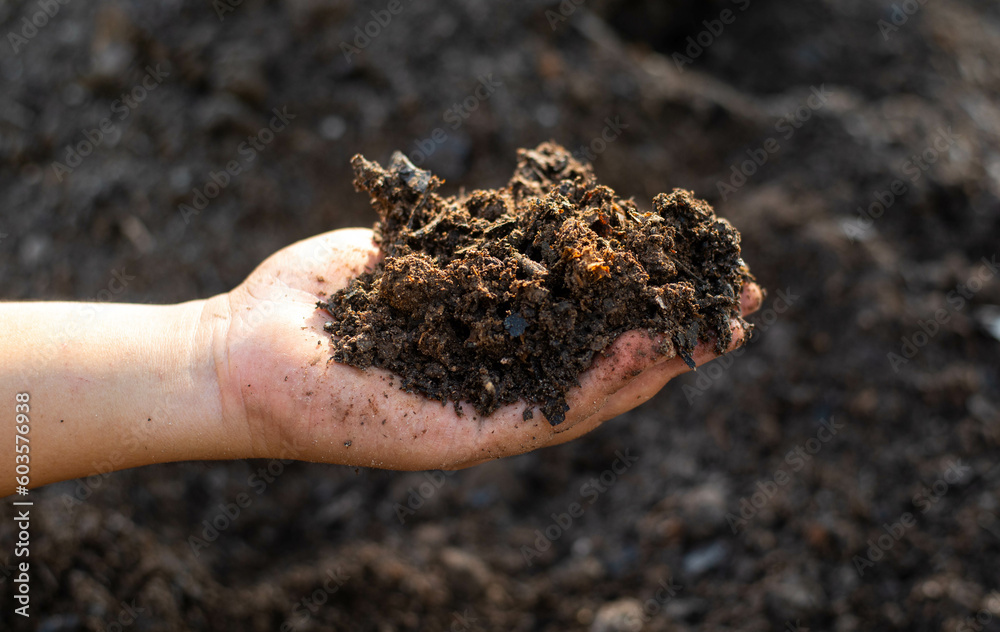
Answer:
[318,142,754,425]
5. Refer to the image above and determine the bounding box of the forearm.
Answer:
[0,298,240,495]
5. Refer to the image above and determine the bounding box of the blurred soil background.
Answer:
[1,0,999,630]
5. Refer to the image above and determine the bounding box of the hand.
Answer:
[209,228,764,471]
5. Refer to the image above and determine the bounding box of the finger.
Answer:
[450,316,749,465]
[542,318,748,448]
[592,317,748,422]
[437,337,661,467]
[446,284,763,461]
[552,286,759,430]
[444,456,492,471]
[740,282,764,316]
[545,330,676,429]
[437,335,663,468]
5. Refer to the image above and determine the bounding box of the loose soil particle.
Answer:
[318,142,754,425]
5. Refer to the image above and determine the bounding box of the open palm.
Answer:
[212,228,762,470]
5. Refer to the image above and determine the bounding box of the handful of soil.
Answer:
[318,142,754,425]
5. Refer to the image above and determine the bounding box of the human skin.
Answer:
[0,228,762,495]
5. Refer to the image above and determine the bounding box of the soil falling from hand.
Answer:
[318,142,754,425]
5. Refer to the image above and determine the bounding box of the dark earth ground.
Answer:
[1,0,999,630]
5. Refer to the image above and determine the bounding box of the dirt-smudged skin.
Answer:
[318,142,754,425]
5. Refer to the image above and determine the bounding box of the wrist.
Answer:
[193,292,257,460]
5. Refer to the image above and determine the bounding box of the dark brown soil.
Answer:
[319,143,753,424]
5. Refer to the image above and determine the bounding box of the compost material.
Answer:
[318,143,753,424]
